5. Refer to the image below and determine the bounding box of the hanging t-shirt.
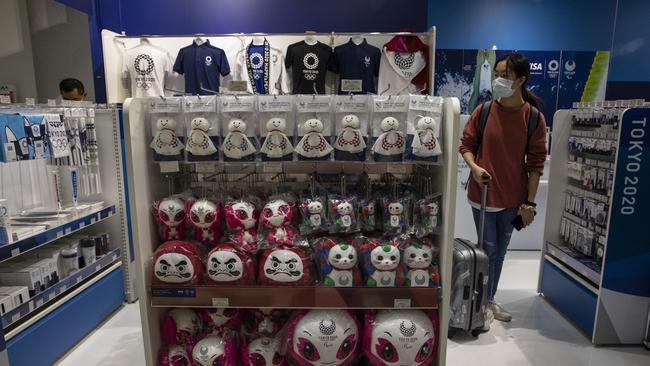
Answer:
[285,41,333,94]
[122,43,172,98]
[248,44,266,94]
[330,38,381,94]
[173,40,230,95]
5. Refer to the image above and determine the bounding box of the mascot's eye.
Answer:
[377,255,384,261]
[191,213,200,223]
[160,212,170,221]
[297,338,320,361]
[174,212,184,221]
[376,338,398,362]
[272,352,282,365]
[279,205,289,214]
[227,263,235,270]
[177,265,185,273]
[272,261,280,269]
[237,210,247,219]
[411,253,417,258]
[336,335,356,360]
[390,256,396,261]
[251,353,266,366]
[264,208,273,217]
[349,254,355,260]
[335,254,342,259]
[160,264,168,271]
[423,253,429,258]
[287,262,296,271]
[205,213,215,222]
[415,339,434,362]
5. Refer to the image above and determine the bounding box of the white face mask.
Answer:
[492,77,515,99]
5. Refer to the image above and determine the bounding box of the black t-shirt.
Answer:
[330,38,381,94]
[285,41,333,94]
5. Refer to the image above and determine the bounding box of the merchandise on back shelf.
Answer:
[158,344,192,366]
[186,198,223,248]
[399,236,439,287]
[187,333,238,366]
[315,237,362,287]
[205,243,256,285]
[371,95,408,162]
[359,237,402,287]
[330,37,381,95]
[258,95,295,161]
[122,40,173,98]
[378,34,430,95]
[286,39,334,94]
[148,98,185,161]
[413,196,440,238]
[197,308,243,333]
[153,197,187,241]
[328,195,359,234]
[299,195,329,235]
[363,309,436,366]
[333,95,370,161]
[161,307,202,345]
[0,114,29,161]
[183,96,219,161]
[234,38,289,95]
[220,95,257,161]
[224,198,259,251]
[44,113,71,159]
[152,241,203,285]
[258,243,313,286]
[259,197,298,246]
[295,95,333,160]
[286,309,361,366]
[174,39,230,95]
[380,196,411,235]
[406,95,443,161]
[240,334,287,366]
[242,309,291,337]
[22,115,48,159]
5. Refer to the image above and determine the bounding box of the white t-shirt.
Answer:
[122,44,172,98]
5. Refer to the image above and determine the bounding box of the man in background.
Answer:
[59,78,87,101]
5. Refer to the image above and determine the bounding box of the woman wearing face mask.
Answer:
[459,53,547,324]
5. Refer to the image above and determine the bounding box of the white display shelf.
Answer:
[544,241,601,286]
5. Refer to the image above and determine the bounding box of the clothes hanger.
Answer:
[304,31,318,46]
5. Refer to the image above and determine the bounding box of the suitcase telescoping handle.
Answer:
[477,174,489,250]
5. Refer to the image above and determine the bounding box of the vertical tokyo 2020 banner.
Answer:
[434,49,610,128]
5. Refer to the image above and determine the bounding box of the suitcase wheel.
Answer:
[471,329,483,338]
[447,327,459,339]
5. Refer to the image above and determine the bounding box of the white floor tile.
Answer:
[54,251,649,366]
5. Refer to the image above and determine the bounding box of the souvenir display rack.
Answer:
[539,100,650,346]
[118,28,462,366]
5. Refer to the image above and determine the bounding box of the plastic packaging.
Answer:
[259,198,298,246]
[258,95,295,161]
[405,95,443,161]
[239,335,287,366]
[328,195,359,234]
[400,237,439,287]
[363,309,436,366]
[370,95,408,162]
[197,308,243,333]
[153,197,187,241]
[148,97,185,161]
[242,309,291,337]
[380,196,411,235]
[359,238,402,287]
[224,199,259,252]
[161,308,202,345]
[152,241,204,285]
[299,196,329,235]
[315,237,362,287]
[158,344,192,366]
[358,198,377,233]
[295,95,334,160]
[286,309,361,366]
[258,244,313,286]
[413,197,440,238]
[187,198,223,248]
[333,95,370,161]
[187,333,238,366]
[220,95,257,161]
[205,243,256,285]
[183,96,219,161]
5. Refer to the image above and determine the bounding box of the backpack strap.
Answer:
[474,101,492,156]
[527,105,540,140]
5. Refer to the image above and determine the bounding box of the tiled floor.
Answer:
[55,251,649,365]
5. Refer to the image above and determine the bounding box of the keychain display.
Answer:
[315,237,362,287]
[184,96,219,161]
[258,244,313,286]
[406,95,443,161]
[187,198,223,248]
[328,195,359,234]
[360,238,402,287]
[158,344,192,366]
[224,199,259,251]
[358,198,377,233]
[240,335,287,366]
[197,308,243,333]
[153,197,187,241]
[161,308,202,345]
[299,196,329,235]
[363,310,436,366]
[380,196,411,235]
[371,95,408,162]
[220,95,257,161]
[400,237,438,287]
[333,95,370,161]
[258,95,295,161]
[152,241,204,285]
[206,243,256,285]
[149,97,184,161]
[242,309,292,337]
[260,198,298,245]
[414,196,440,238]
[296,95,333,160]
[187,333,238,366]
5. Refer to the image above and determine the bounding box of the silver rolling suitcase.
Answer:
[449,181,490,337]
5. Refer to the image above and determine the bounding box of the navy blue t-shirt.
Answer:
[174,40,230,95]
[330,38,381,94]
[248,45,266,94]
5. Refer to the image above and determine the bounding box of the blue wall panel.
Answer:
[608,0,650,81]
[6,268,124,366]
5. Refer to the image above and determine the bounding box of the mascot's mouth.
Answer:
[156,271,191,279]
[265,269,301,277]
[209,269,241,277]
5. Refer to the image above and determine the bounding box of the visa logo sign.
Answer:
[530,63,543,71]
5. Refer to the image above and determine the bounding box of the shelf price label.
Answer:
[393,298,412,308]
[212,297,229,307]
